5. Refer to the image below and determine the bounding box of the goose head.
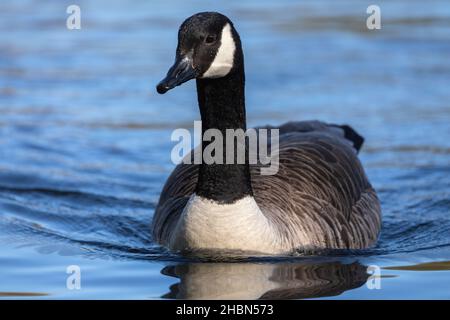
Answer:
[156,12,243,94]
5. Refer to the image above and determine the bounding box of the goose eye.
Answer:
[205,35,216,44]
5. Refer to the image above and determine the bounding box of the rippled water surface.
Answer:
[1,0,449,299]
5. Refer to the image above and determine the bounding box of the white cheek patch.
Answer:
[202,23,236,78]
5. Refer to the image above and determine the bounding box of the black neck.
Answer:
[194,60,252,203]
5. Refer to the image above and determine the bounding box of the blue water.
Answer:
[1,0,449,299]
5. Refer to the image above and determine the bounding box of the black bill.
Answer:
[156,56,197,94]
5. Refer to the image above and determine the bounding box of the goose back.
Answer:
[152,120,381,251]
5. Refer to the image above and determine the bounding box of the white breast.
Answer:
[168,194,288,254]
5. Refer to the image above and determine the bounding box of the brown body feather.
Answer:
[152,121,382,250]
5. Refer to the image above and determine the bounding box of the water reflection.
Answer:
[161,260,369,299]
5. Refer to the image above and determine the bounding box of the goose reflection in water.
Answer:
[161,260,369,299]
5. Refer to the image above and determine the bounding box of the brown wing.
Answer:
[152,121,381,249]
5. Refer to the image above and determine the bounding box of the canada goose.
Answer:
[152,12,381,255]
